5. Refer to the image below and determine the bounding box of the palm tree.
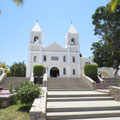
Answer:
[13,0,23,6]
[108,0,120,12]
[0,0,23,14]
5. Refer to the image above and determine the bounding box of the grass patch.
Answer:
[0,104,30,120]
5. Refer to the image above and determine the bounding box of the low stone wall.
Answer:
[29,87,47,120]
[96,76,106,89]
[30,73,47,87]
[0,94,13,108]
[30,73,34,83]
[43,74,47,87]
[110,86,120,101]
[0,73,7,84]
[81,74,96,90]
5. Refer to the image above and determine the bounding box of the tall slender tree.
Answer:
[92,4,120,77]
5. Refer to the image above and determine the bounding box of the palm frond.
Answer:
[108,0,119,12]
[0,9,1,14]
[13,0,23,6]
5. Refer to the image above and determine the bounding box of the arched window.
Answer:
[63,56,66,62]
[71,38,75,45]
[73,57,75,63]
[33,56,37,62]
[34,36,39,43]
[73,69,75,75]
[43,55,46,61]
[63,68,66,75]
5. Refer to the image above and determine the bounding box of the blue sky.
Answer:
[0,0,110,66]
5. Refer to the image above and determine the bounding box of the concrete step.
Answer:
[47,100,120,112]
[48,89,92,91]
[103,78,119,80]
[47,96,114,102]
[106,85,119,87]
[47,117,120,120]
[47,110,120,119]
[47,86,89,89]
[104,80,120,81]
[47,78,89,90]
[106,82,119,84]
[47,88,90,90]
[48,91,109,97]
[106,85,119,88]
[1,77,30,89]
[106,82,119,85]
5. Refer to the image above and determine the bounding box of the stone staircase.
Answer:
[0,77,30,89]
[46,90,120,120]
[103,78,120,89]
[47,78,90,91]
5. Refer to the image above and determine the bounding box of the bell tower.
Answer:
[26,21,43,77]
[65,23,79,52]
[30,21,42,44]
[65,23,80,78]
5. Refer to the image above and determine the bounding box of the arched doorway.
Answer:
[50,67,59,77]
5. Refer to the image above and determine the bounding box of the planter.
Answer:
[34,76,43,84]
[0,93,14,108]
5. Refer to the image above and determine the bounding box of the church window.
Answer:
[63,68,66,75]
[71,38,75,45]
[73,69,75,75]
[63,56,66,62]
[51,56,59,61]
[73,57,75,63]
[33,56,37,62]
[43,55,46,61]
[34,36,39,43]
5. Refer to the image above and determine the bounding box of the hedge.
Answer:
[84,64,98,81]
[33,65,45,76]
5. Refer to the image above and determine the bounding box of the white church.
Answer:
[26,22,115,78]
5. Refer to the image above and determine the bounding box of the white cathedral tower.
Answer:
[26,22,81,78]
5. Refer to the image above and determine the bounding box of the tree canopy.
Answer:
[0,63,10,74]
[10,61,26,77]
[91,40,114,68]
[92,4,120,76]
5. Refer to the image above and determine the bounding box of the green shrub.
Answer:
[9,83,13,94]
[84,64,98,81]
[14,81,41,105]
[33,65,45,76]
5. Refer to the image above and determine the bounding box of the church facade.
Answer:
[26,22,82,78]
[26,22,116,78]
